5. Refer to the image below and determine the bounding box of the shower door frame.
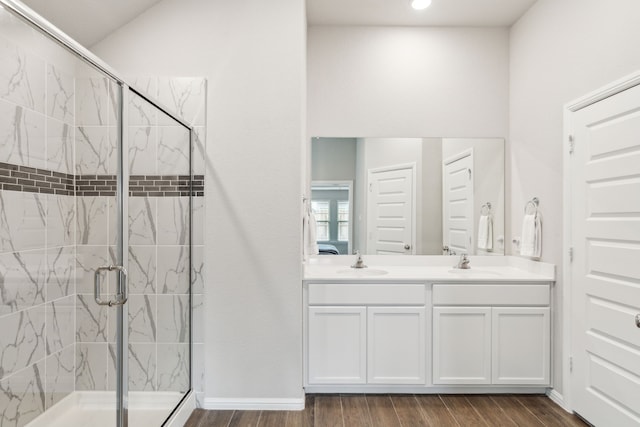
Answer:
[0,1,195,426]
[116,84,129,427]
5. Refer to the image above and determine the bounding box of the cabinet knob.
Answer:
[636,314,640,328]
[404,244,411,250]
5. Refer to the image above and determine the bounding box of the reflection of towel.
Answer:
[520,213,542,258]
[303,202,319,259]
[477,214,493,251]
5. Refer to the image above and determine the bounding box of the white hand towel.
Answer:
[303,204,319,259]
[477,214,493,251]
[520,213,541,258]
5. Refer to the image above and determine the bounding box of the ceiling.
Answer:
[18,0,538,48]
[20,0,164,47]
[308,0,538,27]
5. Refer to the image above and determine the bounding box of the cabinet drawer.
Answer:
[308,284,425,305]
[432,284,549,306]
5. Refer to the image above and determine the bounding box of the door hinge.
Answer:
[569,247,574,262]
[568,135,575,154]
[569,356,573,373]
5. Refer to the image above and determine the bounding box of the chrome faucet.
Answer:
[454,253,470,269]
[351,251,367,269]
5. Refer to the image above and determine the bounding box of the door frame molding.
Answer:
[562,69,640,411]
[366,162,417,255]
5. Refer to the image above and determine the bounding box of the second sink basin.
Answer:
[337,268,389,276]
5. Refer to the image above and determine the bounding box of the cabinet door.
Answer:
[433,307,491,384]
[367,307,426,384]
[308,306,366,384]
[492,307,550,385]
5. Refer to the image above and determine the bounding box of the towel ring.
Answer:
[481,202,492,215]
[524,197,539,214]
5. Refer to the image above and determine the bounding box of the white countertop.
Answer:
[303,255,555,283]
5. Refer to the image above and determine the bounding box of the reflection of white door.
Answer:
[569,83,640,426]
[367,164,415,255]
[443,150,474,254]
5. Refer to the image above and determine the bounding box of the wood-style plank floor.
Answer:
[185,394,588,427]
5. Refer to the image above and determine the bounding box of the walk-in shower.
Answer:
[0,1,201,425]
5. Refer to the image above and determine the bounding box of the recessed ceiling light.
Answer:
[411,0,432,10]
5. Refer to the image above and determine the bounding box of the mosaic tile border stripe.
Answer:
[129,175,204,197]
[0,162,75,195]
[0,162,204,197]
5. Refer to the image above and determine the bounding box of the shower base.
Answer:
[27,391,195,427]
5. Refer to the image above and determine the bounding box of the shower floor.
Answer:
[28,391,190,427]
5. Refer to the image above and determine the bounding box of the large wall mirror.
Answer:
[311,137,505,256]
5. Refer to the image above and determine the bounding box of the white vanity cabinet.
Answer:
[308,306,367,384]
[306,283,427,386]
[432,284,551,386]
[433,306,492,384]
[367,306,426,384]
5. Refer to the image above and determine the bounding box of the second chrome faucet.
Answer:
[351,251,367,269]
[454,253,471,269]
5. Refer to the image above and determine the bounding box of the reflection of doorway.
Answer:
[442,149,474,254]
[311,181,353,255]
[366,164,416,255]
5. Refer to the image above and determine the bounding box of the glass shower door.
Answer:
[75,67,129,426]
[125,86,192,425]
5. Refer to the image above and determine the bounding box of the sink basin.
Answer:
[337,268,389,276]
[447,269,501,277]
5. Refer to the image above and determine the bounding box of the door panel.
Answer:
[443,152,474,255]
[588,180,640,215]
[570,83,640,426]
[367,166,415,254]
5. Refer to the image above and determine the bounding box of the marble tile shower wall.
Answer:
[74,67,120,395]
[1,20,207,425]
[75,76,206,402]
[0,30,76,426]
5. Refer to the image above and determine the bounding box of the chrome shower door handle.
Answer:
[94,265,128,306]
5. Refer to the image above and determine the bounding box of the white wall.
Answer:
[421,138,443,255]
[509,0,640,397]
[93,0,306,403]
[308,26,509,137]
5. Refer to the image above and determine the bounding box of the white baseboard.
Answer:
[546,389,572,413]
[203,395,305,411]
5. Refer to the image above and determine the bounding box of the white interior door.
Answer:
[367,165,415,254]
[443,151,474,254]
[569,82,640,426]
